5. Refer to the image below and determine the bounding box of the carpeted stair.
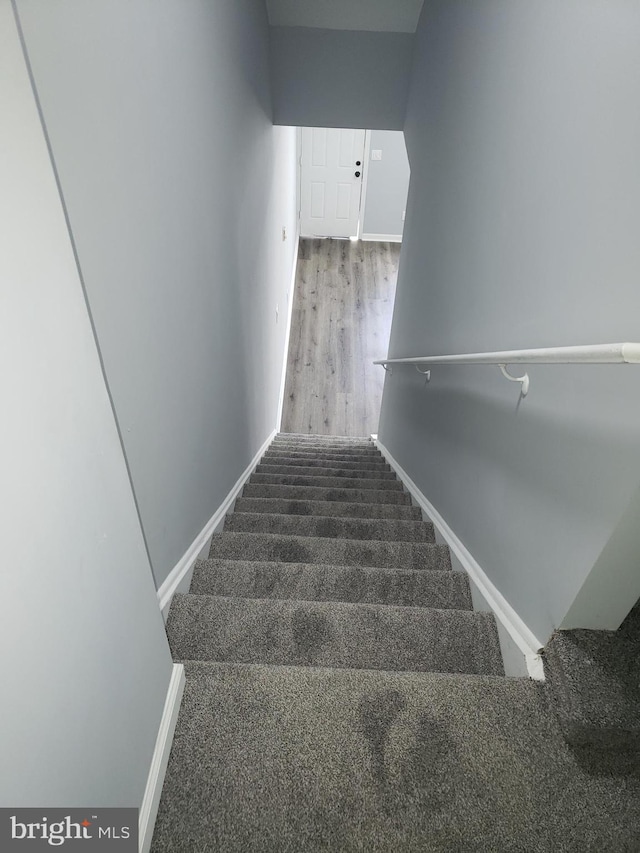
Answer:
[543,600,640,753]
[152,434,640,852]
[166,435,497,676]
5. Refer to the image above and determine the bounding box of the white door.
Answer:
[300,127,366,238]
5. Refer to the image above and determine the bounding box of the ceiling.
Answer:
[265,0,425,33]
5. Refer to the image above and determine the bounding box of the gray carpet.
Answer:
[233,496,423,520]
[263,449,389,462]
[271,433,377,444]
[256,462,399,480]
[268,445,389,458]
[152,663,640,852]
[166,594,501,674]
[250,472,406,491]
[190,559,472,609]
[153,434,640,851]
[261,454,392,470]
[544,606,640,751]
[208,531,451,571]
[224,510,433,542]
[243,482,413,504]
[618,599,640,643]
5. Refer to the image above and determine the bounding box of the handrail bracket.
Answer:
[499,364,530,396]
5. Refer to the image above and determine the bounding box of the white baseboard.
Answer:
[277,228,300,433]
[157,429,277,616]
[373,437,545,681]
[361,233,403,243]
[139,663,186,853]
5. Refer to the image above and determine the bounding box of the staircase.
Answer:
[166,434,503,677]
[151,434,640,852]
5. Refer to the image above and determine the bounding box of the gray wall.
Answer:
[266,0,424,33]
[270,27,413,130]
[16,0,299,589]
[362,130,410,238]
[379,0,640,643]
[1,1,172,806]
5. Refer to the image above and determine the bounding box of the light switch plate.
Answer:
[371,149,382,161]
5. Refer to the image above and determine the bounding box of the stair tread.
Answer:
[268,449,385,461]
[225,511,434,543]
[233,496,422,520]
[261,455,390,471]
[167,593,503,676]
[264,448,385,460]
[250,473,405,491]
[274,442,373,446]
[191,559,472,609]
[208,531,452,571]
[242,482,412,505]
[257,463,398,480]
[152,661,633,853]
[275,433,372,442]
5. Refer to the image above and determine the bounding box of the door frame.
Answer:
[356,130,372,240]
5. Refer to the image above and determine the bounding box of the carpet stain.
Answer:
[259,612,280,654]
[316,517,340,538]
[254,567,278,597]
[273,541,309,563]
[397,712,456,814]
[358,689,407,791]
[288,501,312,515]
[325,490,350,501]
[292,609,331,661]
[336,566,367,602]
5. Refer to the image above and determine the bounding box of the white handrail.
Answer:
[374,342,640,396]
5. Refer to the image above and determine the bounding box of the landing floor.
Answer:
[281,239,399,436]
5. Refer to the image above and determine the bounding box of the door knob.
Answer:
[355,171,361,177]
[356,161,361,166]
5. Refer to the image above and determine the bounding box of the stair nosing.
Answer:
[227,510,430,526]
[233,497,421,518]
[172,590,487,621]
[212,530,443,549]
[242,483,412,504]
[250,474,405,489]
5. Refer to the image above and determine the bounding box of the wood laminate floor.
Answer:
[281,238,399,437]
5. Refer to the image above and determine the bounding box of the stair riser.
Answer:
[273,442,375,451]
[167,595,503,676]
[251,474,405,491]
[225,512,434,543]
[242,483,412,505]
[267,443,382,454]
[209,532,451,572]
[233,497,422,521]
[261,455,390,471]
[191,560,473,610]
[256,464,398,481]
[275,434,372,444]
[266,446,384,460]
[272,445,376,454]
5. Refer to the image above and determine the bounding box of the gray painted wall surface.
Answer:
[270,27,413,130]
[363,130,410,237]
[379,0,640,642]
[266,0,424,33]
[1,1,172,807]
[16,0,299,589]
